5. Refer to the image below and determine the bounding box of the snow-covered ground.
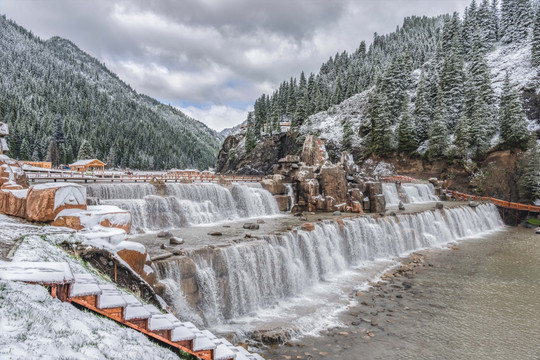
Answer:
[0,233,180,360]
[0,214,72,260]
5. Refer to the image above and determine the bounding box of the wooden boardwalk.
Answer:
[26,171,264,184]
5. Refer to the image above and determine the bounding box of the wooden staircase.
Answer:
[0,263,262,360]
[66,273,262,360]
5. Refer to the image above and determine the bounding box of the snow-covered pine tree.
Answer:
[370,88,394,156]
[518,136,540,202]
[77,140,94,160]
[53,114,65,145]
[46,140,60,167]
[470,96,491,158]
[342,120,354,151]
[413,72,432,142]
[438,34,465,131]
[397,96,417,154]
[453,115,472,158]
[19,138,30,160]
[244,112,256,154]
[532,8,540,66]
[428,98,449,158]
[501,0,533,43]
[499,74,529,148]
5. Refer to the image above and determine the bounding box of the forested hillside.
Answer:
[0,15,221,170]
[226,0,540,201]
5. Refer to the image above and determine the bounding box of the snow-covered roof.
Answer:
[0,261,74,284]
[69,159,105,166]
[0,122,8,136]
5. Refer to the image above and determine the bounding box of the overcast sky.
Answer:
[0,0,471,131]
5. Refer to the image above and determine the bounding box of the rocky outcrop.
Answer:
[216,132,299,175]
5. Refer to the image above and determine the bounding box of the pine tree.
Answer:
[518,136,540,202]
[77,139,94,160]
[53,114,65,145]
[470,96,491,158]
[19,138,30,160]
[532,8,540,66]
[342,120,354,150]
[46,140,60,167]
[414,72,432,143]
[428,99,449,158]
[370,89,394,156]
[397,97,417,154]
[453,115,472,158]
[499,75,529,148]
[244,112,256,154]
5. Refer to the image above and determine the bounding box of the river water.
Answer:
[262,226,540,360]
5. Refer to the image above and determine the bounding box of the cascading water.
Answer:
[285,183,295,211]
[383,182,439,206]
[382,183,401,206]
[154,204,503,334]
[402,183,439,203]
[85,182,280,231]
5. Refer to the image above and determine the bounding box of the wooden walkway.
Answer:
[446,190,540,213]
[26,171,264,184]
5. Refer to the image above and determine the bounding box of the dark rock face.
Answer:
[216,132,299,175]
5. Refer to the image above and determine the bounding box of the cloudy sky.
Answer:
[0,0,471,131]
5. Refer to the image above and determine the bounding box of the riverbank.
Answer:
[263,226,540,360]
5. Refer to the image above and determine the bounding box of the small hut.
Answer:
[0,122,9,155]
[69,159,106,173]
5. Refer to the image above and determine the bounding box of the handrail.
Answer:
[24,171,265,183]
[446,190,540,212]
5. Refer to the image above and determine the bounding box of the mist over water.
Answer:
[86,183,280,230]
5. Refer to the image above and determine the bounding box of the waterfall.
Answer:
[285,183,295,211]
[383,182,438,206]
[154,204,503,327]
[402,183,439,203]
[85,183,280,231]
[382,183,401,206]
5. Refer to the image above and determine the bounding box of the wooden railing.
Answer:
[446,190,540,212]
[381,175,422,183]
[25,171,264,184]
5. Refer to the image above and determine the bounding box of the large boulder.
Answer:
[370,194,386,213]
[0,187,28,218]
[274,195,290,212]
[301,135,327,167]
[319,166,347,204]
[365,182,383,200]
[261,174,286,195]
[26,183,86,222]
[115,241,147,275]
[0,155,29,188]
[52,205,132,233]
[298,178,320,205]
[340,152,359,176]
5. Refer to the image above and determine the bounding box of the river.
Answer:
[262,226,540,360]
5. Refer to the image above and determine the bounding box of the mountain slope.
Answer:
[0,15,221,170]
